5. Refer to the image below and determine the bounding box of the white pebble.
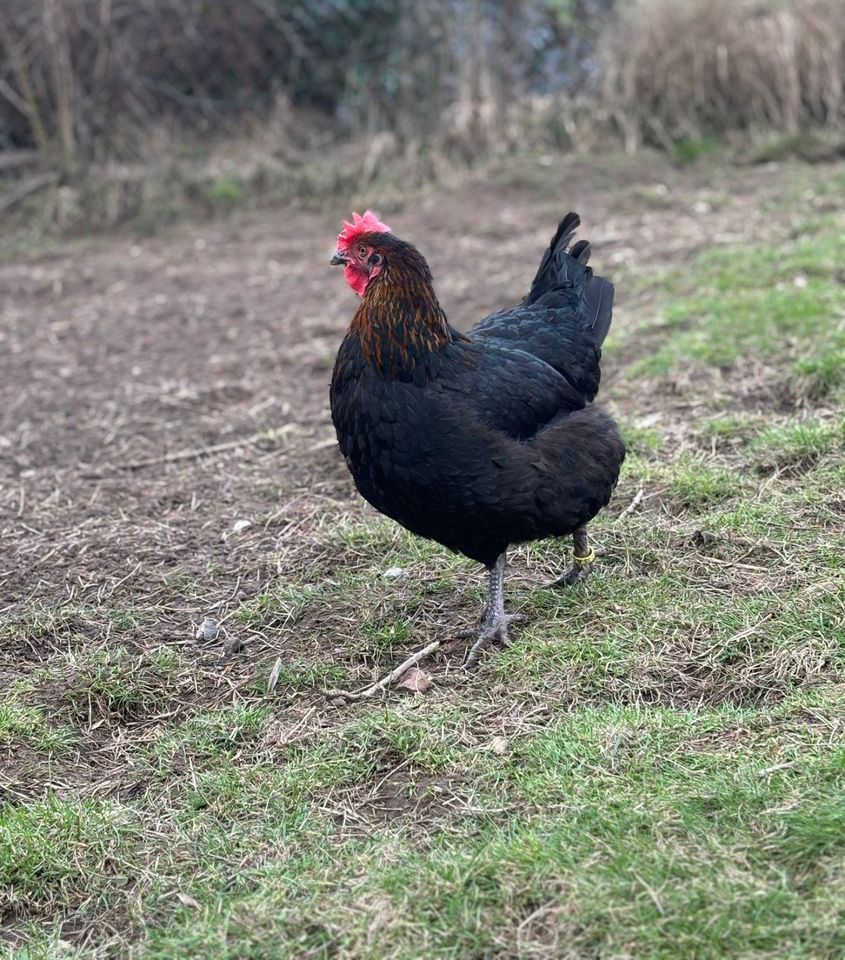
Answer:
[195,617,218,641]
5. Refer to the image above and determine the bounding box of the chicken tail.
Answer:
[526,212,615,346]
[584,270,614,346]
[526,213,581,303]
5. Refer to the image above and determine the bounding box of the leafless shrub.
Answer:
[0,0,371,172]
[0,0,570,177]
[2,0,842,232]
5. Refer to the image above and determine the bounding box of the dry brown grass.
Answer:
[5,0,845,238]
[602,0,845,152]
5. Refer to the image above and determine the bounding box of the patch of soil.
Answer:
[366,768,464,823]
[344,767,468,831]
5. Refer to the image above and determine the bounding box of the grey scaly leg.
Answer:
[548,525,596,588]
[465,551,514,669]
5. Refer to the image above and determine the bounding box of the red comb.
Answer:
[337,210,391,251]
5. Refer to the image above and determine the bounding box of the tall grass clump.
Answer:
[601,0,845,152]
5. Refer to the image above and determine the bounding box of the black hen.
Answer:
[330,211,625,665]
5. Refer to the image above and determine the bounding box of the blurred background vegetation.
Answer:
[1,0,843,232]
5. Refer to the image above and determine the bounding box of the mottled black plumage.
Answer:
[330,212,625,662]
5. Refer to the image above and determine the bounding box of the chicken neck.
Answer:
[351,251,452,378]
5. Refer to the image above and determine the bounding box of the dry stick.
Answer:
[0,77,29,117]
[0,16,53,163]
[325,638,441,703]
[617,487,645,521]
[0,149,38,171]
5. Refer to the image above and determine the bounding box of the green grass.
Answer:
[0,701,76,755]
[618,417,664,454]
[4,160,845,959]
[674,136,722,164]
[0,798,142,915]
[666,456,744,510]
[20,698,839,960]
[697,412,764,443]
[256,659,351,694]
[60,645,190,723]
[205,176,246,208]
[629,226,845,397]
[749,419,844,473]
[235,582,326,629]
[749,132,845,165]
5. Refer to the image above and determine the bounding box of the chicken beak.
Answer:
[330,252,348,266]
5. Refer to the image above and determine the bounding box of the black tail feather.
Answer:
[526,212,614,345]
[585,273,614,346]
[526,212,581,303]
[570,239,591,265]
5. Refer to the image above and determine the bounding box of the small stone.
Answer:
[382,566,406,580]
[332,696,347,707]
[692,529,720,547]
[793,275,808,289]
[488,736,509,755]
[226,636,245,654]
[195,617,218,642]
[232,519,252,533]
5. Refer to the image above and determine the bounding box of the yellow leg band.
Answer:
[572,546,596,566]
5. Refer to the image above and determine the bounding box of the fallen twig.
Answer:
[758,760,796,778]
[308,436,338,453]
[617,488,645,521]
[325,638,441,703]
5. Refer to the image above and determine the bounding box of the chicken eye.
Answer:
[357,244,368,258]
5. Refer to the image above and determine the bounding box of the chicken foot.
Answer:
[465,552,515,670]
[548,525,596,587]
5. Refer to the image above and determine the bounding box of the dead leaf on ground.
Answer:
[397,667,432,693]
